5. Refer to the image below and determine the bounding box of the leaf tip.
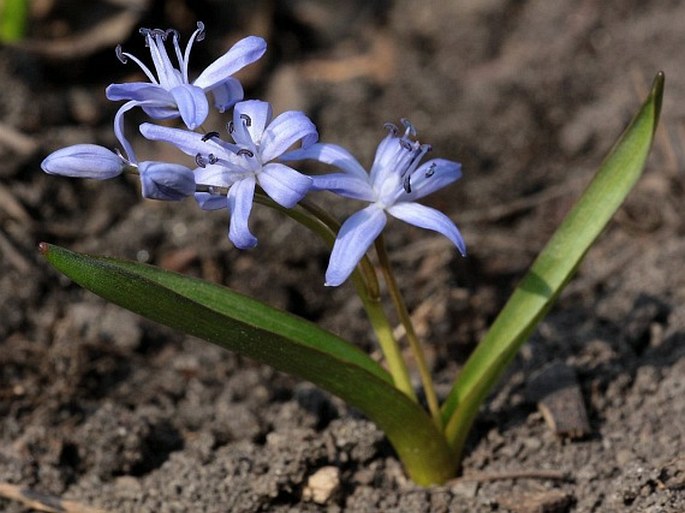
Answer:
[651,71,665,131]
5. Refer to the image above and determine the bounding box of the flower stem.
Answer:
[253,193,416,401]
[374,234,442,428]
[353,274,417,402]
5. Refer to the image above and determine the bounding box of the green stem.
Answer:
[253,193,416,401]
[354,275,417,402]
[375,235,442,427]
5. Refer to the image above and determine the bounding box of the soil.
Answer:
[1,1,684,512]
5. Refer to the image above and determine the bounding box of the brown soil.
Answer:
[1,1,683,512]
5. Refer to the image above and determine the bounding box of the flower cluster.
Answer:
[41,23,465,285]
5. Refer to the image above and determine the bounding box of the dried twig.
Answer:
[0,482,111,513]
[451,469,571,484]
[20,10,144,60]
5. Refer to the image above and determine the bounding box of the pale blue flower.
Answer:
[41,144,195,202]
[140,100,317,248]
[41,144,128,179]
[107,22,266,160]
[282,120,465,286]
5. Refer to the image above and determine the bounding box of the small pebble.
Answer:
[302,466,341,504]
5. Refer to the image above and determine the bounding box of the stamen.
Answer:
[383,122,399,136]
[115,45,128,64]
[239,114,252,127]
[207,153,218,165]
[401,118,416,137]
[403,174,412,193]
[425,162,436,178]
[237,148,255,158]
[195,153,207,168]
[195,21,206,42]
[151,28,167,39]
[138,28,154,47]
[166,28,180,41]
[226,121,234,134]
[399,139,413,150]
[201,131,220,142]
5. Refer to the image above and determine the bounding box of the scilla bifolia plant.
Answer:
[40,22,664,485]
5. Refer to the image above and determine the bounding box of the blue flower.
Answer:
[41,144,196,202]
[282,120,465,286]
[106,22,266,160]
[140,100,317,248]
[41,144,129,179]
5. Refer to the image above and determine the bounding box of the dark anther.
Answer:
[239,113,252,127]
[166,28,180,40]
[425,163,436,178]
[403,174,412,193]
[237,148,255,158]
[401,118,416,137]
[115,45,128,64]
[195,154,207,168]
[207,153,218,165]
[399,139,413,150]
[226,121,234,134]
[383,122,399,135]
[202,131,220,142]
[138,27,151,36]
[196,22,206,42]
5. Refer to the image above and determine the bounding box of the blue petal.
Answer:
[387,202,466,256]
[193,36,267,90]
[233,100,272,146]
[369,134,407,185]
[195,164,233,188]
[106,82,172,103]
[325,205,387,286]
[41,144,125,179]
[310,173,375,201]
[227,176,258,249]
[170,84,209,129]
[261,110,318,162]
[141,105,182,120]
[195,192,227,210]
[403,158,462,201]
[138,161,196,201]
[258,163,312,208]
[281,143,368,181]
[140,123,223,158]
[210,77,244,112]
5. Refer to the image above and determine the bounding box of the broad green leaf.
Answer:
[41,244,457,485]
[442,72,664,452]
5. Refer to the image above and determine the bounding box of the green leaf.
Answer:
[41,244,457,485]
[0,0,28,42]
[441,72,664,453]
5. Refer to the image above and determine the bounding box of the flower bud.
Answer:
[41,144,126,179]
[139,161,195,201]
